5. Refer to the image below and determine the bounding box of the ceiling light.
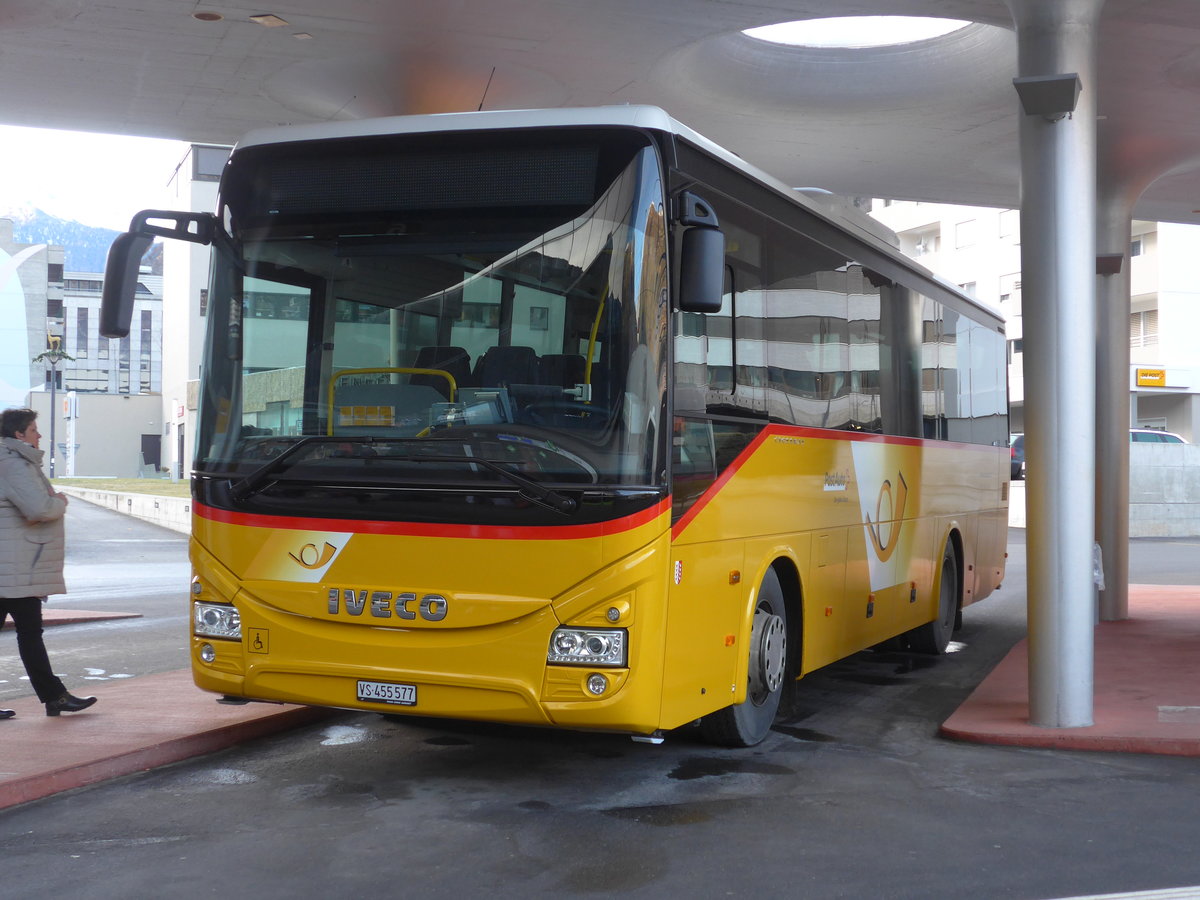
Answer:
[744,16,971,49]
[250,14,289,28]
[293,33,313,40]
[192,11,223,22]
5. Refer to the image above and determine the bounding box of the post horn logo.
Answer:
[289,541,338,570]
[865,473,908,562]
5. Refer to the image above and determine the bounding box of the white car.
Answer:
[1130,428,1186,443]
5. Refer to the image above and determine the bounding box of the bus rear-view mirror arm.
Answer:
[100,210,217,338]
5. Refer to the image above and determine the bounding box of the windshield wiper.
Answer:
[411,454,576,514]
[229,436,375,500]
[228,437,576,514]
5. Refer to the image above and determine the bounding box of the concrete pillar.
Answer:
[1008,0,1104,727]
[1095,188,1133,622]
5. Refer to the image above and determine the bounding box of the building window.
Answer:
[99,338,110,360]
[119,335,131,393]
[140,310,153,363]
[65,369,108,392]
[47,263,63,282]
[1130,238,1143,257]
[47,297,63,317]
[998,209,1019,241]
[998,274,1022,316]
[1007,339,1023,363]
[75,307,89,358]
[913,232,939,256]
[1130,309,1158,347]
[45,369,62,389]
[199,288,208,317]
[192,145,230,182]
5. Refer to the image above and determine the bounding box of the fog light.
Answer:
[199,643,216,663]
[586,674,608,695]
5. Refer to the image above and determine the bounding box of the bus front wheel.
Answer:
[699,567,788,747]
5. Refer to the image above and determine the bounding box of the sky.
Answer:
[0,124,192,231]
[0,124,193,410]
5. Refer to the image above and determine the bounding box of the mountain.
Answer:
[1,206,161,275]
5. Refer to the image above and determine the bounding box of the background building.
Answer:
[870,201,1200,441]
[3,142,229,479]
[3,219,163,477]
[0,218,64,410]
[60,270,162,396]
[160,144,228,481]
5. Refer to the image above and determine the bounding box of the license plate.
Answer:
[357,680,417,706]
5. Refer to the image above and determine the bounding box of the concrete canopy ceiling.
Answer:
[3,1,1200,223]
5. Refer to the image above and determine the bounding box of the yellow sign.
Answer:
[337,405,395,426]
[1136,368,1167,387]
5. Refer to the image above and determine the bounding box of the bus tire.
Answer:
[910,540,959,654]
[699,567,788,747]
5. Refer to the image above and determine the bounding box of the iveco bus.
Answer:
[101,106,1008,745]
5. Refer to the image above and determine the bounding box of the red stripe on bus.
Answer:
[670,427,772,539]
[669,424,1004,540]
[194,498,671,541]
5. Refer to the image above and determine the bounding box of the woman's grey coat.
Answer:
[0,436,67,598]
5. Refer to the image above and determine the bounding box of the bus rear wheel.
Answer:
[910,541,959,654]
[700,567,788,747]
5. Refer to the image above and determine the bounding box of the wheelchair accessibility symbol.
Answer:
[248,628,269,654]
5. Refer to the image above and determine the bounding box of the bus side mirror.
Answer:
[100,231,153,338]
[100,210,217,338]
[679,227,725,313]
[676,191,725,314]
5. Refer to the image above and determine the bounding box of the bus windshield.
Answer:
[194,130,669,518]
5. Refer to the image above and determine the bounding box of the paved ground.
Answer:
[4,502,1200,898]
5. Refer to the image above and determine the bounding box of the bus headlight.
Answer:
[547,627,627,667]
[194,602,241,640]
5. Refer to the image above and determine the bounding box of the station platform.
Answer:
[1,583,1198,811]
[940,583,1200,755]
[0,668,332,810]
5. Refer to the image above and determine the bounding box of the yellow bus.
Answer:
[102,107,1008,746]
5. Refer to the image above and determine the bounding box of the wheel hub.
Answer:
[749,609,787,697]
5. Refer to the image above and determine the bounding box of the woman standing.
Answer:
[0,407,97,718]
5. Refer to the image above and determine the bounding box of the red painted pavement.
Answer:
[0,669,332,810]
[941,584,1200,756]
[1,609,143,629]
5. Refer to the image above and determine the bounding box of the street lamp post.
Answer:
[33,347,73,479]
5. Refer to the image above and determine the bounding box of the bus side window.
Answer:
[671,416,718,521]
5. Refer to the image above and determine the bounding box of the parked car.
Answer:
[1009,433,1024,480]
[1130,428,1186,443]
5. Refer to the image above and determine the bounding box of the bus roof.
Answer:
[233,105,1001,326]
